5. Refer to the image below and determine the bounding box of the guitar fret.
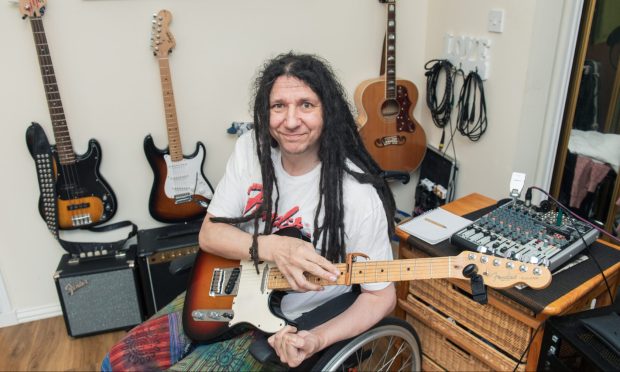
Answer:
[29,17,75,157]
[158,57,183,161]
[385,2,397,99]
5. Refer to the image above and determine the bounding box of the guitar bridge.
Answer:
[210,267,241,296]
[374,135,406,147]
[71,214,92,226]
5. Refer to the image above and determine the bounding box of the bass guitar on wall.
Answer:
[182,227,552,342]
[20,0,117,230]
[144,9,214,223]
[355,0,427,173]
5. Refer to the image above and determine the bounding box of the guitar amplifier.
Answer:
[137,221,201,317]
[54,247,144,337]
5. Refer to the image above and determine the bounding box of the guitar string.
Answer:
[160,58,183,198]
[243,257,540,289]
[32,17,84,225]
[243,258,457,288]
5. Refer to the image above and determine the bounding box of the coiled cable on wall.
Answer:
[456,70,487,141]
[424,59,455,130]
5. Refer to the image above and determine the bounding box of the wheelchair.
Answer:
[309,316,421,371]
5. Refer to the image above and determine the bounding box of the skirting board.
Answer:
[0,303,62,328]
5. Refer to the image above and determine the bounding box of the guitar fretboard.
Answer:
[158,58,183,162]
[30,17,75,165]
[267,257,463,290]
[385,2,397,100]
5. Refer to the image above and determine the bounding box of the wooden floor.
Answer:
[0,316,126,371]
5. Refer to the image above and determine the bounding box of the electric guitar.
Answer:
[182,228,551,342]
[20,0,117,229]
[144,10,214,223]
[355,0,427,173]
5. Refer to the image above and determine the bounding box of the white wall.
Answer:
[0,0,575,325]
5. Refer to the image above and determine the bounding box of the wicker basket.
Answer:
[402,294,525,371]
[409,277,533,359]
[421,355,444,371]
[408,314,494,371]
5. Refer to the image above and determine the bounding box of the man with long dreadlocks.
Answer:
[101,52,396,371]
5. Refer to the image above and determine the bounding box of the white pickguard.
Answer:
[230,261,287,333]
[163,146,213,199]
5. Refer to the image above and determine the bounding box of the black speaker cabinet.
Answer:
[54,247,144,337]
[137,221,201,317]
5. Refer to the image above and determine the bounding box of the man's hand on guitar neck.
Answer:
[259,233,340,292]
[200,214,340,292]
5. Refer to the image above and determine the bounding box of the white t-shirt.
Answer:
[208,131,392,319]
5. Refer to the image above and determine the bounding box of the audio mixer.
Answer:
[450,200,599,271]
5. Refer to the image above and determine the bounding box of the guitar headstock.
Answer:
[454,251,552,289]
[150,9,175,57]
[19,0,47,19]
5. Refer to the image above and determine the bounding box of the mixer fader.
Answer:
[450,200,599,271]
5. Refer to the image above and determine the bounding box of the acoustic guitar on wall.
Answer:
[19,0,117,230]
[355,0,426,173]
[144,10,214,223]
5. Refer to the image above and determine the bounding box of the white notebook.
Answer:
[398,207,473,245]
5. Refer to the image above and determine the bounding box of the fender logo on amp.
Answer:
[64,279,88,296]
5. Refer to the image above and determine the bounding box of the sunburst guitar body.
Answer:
[145,10,214,223]
[20,0,117,230]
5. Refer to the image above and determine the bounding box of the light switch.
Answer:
[488,9,505,33]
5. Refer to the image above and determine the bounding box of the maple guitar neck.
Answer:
[158,57,184,161]
[29,16,75,165]
[266,252,552,291]
[267,258,460,290]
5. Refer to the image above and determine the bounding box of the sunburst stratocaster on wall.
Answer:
[182,228,551,342]
[144,10,214,223]
[355,0,426,173]
[20,0,117,230]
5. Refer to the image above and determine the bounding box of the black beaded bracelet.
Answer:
[249,234,260,274]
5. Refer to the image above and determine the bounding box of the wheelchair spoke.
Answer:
[313,318,421,371]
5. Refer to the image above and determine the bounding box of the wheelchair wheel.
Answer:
[311,317,421,371]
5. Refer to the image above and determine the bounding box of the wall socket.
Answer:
[488,9,505,33]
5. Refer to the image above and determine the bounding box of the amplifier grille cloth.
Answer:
[58,269,142,336]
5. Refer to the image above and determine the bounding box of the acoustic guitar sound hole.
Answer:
[381,99,400,118]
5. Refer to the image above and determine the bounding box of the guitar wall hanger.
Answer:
[443,33,491,80]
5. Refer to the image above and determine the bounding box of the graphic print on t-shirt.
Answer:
[243,183,304,233]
